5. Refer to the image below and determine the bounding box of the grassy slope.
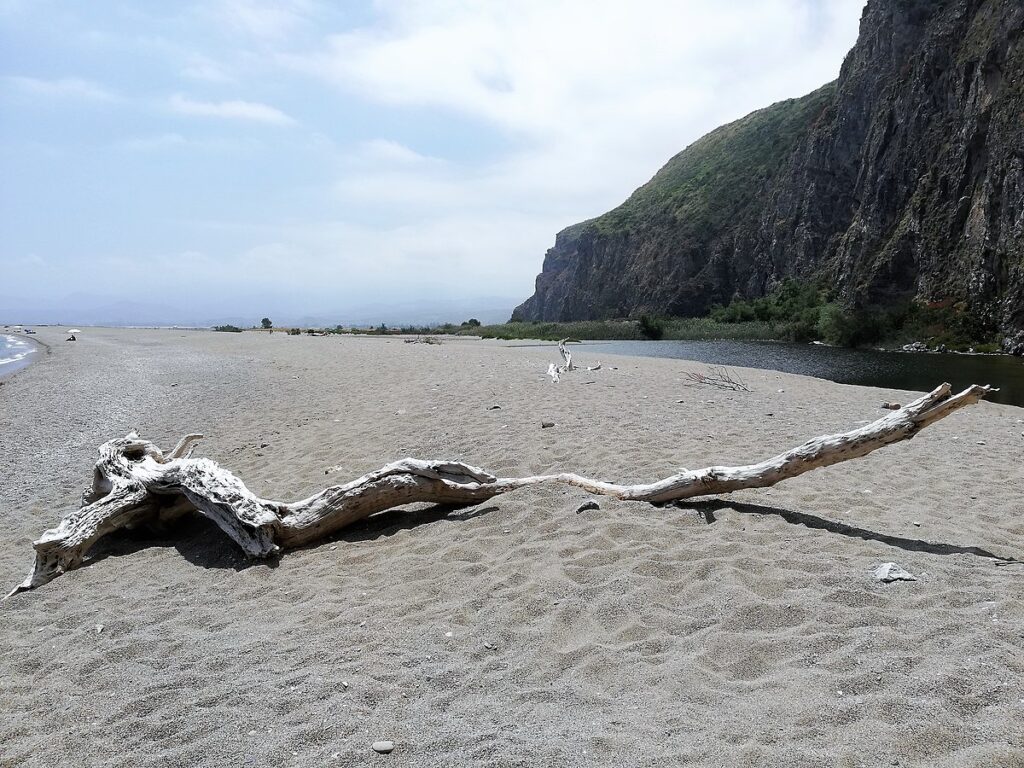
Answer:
[588,82,837,240]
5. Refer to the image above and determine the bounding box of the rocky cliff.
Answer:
[513,0,1024,344]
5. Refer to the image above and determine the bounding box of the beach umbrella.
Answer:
[67,329,81,333]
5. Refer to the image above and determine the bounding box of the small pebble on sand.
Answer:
[372,741,394,754]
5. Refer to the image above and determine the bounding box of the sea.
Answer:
[0,334,37,376]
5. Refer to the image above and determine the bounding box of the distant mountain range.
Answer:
[514,0,1024,349]
[0,295,517,328]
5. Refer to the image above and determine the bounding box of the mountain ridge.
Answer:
[513,0,1024,350]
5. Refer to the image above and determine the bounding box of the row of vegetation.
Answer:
[212,286,1002,351]
[703,280,1000,351]
[449,281,1001,351]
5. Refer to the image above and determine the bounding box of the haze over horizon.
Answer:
[2,0,866,326]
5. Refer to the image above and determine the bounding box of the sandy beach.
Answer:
[1,327,1022,767]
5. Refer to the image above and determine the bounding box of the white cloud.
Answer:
[14,253,46,267]
[181,54,234,83]
[4,75,116,101]
[214,0,316,41]
[293,0,864,141]
[168,94,295,124]
[352,138,440,166]
[293,0,866,302]
[158,212,561,299]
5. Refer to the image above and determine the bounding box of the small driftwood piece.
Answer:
[548,338,598,381]
[8,383,995,596]
[557,338,576,371]
[683,365,750,392]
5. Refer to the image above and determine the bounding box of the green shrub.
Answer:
[815,304,849,345]
[638,315,665,340]
[815,305,889,347]
[213,325,243,333]
[464,320,643,341]
[712,280,827,327]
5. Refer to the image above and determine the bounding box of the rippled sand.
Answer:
[2,328,1022,767]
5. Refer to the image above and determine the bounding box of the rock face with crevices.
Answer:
[513,0,1024,343]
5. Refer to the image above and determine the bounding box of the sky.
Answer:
[0,0,867,326]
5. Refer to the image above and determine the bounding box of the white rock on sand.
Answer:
[873,562,917,583]
[1,327,1022,767]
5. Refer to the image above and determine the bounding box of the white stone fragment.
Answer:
[873,563,916,583]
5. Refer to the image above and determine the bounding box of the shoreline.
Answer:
[0,332,46,379]
[11,322,1023,357]
[523,337,1024,408]
[4,327,1021,405]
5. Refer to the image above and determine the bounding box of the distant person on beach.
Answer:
[66,334,76,342]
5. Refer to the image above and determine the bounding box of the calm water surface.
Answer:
[571,340,1024,408]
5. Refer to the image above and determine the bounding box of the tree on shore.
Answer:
[260,318,273,329]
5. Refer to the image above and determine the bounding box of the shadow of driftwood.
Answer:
[85,515,267,574]
[81,496,1019,579]
[681,498,1020,565]
[336,503,498,544]
[83,502,501,573]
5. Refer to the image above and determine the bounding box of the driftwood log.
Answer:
[547,339,599,380]
[558,338,575,371]
[8,383,995,596]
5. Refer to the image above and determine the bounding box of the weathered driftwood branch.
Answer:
[683,365,751,392]
[548,338,598,381]
[558,338,575,371]
[8,383,995,596]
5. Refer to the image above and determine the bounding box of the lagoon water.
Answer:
[573,339,1024,408]
[0,335,37,377]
